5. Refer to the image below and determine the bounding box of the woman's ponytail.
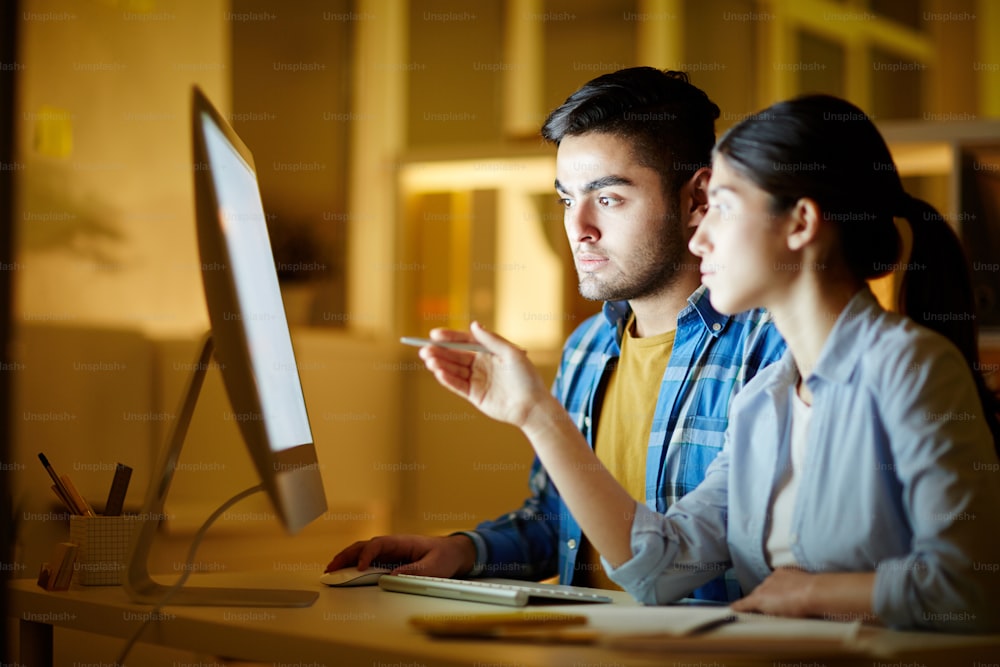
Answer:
[899,194,1000,449]
[897,195,976,360]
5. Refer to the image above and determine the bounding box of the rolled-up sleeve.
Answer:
[605,448,734,604]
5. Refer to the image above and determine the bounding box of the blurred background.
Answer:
[3,0,1000,660]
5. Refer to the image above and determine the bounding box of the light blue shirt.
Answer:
[607,288,1000,632]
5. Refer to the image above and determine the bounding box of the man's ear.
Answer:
[787,198,822,251]
[680,167,712,227]
[686,167,711,211]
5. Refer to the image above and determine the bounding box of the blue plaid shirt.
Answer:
[461,286,786,601]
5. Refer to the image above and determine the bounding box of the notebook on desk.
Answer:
[378,574,614,607]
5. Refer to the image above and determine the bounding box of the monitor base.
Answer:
[127,575,318,608]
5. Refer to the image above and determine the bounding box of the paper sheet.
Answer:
[578,605,737,636]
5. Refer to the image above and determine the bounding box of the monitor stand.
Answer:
[123,334,318,607]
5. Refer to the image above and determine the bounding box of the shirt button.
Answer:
[567,539,577,550]
[583,416,591,428]
[712,323,722,332]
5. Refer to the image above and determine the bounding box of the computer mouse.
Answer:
[320,566,392,587]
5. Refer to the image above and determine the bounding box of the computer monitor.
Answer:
[124,86,327,607]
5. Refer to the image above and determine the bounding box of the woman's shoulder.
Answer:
[855,307,966,379]
[845,307,980,426]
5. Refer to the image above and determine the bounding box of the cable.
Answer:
[115,484,264,666]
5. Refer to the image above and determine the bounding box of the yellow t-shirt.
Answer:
[576,318,675,590]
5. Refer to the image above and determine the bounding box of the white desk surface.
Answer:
[9,572,1000,666]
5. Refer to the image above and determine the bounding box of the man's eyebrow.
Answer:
[554,175,634,194]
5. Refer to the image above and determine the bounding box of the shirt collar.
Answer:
[809,287,882,386]
[687,285,731,336]
[600,285,732,348]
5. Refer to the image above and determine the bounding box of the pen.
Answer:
[38,453,77,513]
[400,337,490,354]
[38,453,96,516]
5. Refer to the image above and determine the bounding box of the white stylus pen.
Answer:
[400,336,490,354]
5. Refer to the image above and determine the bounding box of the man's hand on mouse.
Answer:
[326,534,477,578]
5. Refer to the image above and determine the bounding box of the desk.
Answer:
[8,572,1000,667]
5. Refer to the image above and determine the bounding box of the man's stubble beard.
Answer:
[577,206,690,303]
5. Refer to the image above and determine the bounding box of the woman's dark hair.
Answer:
[715,94,1000,447]
[541,67,720,197]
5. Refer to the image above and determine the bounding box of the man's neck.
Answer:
[627,271,702,338]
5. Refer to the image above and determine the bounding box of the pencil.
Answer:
[60,474,96,517]
[399,337,490,354]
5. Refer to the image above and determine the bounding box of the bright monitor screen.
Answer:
[200,113,311,452]
[191,86,325,535]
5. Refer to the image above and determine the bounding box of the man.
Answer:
[327,67,785,601]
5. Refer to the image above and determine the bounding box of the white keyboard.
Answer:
[378,574,614,607]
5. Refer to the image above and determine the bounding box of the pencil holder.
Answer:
[69,515,138,585]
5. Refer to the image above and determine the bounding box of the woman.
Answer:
[418,95,1000,632]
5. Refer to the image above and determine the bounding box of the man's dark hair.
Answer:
[541,67,721,196]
